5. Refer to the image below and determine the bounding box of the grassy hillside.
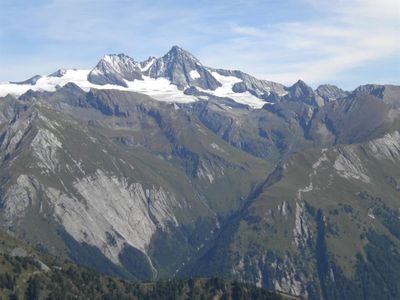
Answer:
[185,133,400,299]
[0,231,288,300]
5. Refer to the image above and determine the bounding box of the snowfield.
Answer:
[208,72,268,109]
[189,70,201,79]
[0,68,269,108]
[0,69,197,104]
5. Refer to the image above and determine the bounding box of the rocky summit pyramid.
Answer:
[0,46,400,299]
[143,45,222,90]
[88,53,143,87]
[1,46,286,108]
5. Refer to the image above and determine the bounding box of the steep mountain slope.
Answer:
[183,130,400,299]
[187,82,400,162]
[144,46,221,91]
[315,84,348,102]
[2,82,396,299]
[308,93,399,146]
[353,84,400,107]
[211,68,287,98]
[186,99,314,161]
[0,87,272,281]
[88,54,143,87]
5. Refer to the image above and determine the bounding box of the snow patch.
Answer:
[140,58,155,72]
[0,69,197,104]
[124,76,197,103]
[0,68,274,109]
[189,70,201,79]
[205,72,268,109]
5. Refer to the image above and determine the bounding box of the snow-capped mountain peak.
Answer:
[169,45,202,65]
[87,53,143,87]
[49,69,68,78]
[143,45,221,91]
[0,46,291,109]
[140,56,156,72]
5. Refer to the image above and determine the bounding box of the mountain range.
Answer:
[0,46,400,299]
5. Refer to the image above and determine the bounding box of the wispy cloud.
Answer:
[199,0,400,88]
[0,0,242,80]
[0,0,399,88]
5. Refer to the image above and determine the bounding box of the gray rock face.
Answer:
[11,75,42,85]
[140,56,156,71]
[283,80,324,107]
[1,175,39,226]
[88,54,143,87]
[49,69,68,78]
[86,47,221,91]
[47,169,179,265]
[316,84,348,102]
[352,84,385,98]
[353,84,400,107]
[213,69,287,98]
[144,46,221,90]
[309,93,392,145]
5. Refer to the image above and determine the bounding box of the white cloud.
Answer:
[199,0,400,87]
[0,0,398,88]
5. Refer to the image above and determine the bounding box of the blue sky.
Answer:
[0,0,399,89]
